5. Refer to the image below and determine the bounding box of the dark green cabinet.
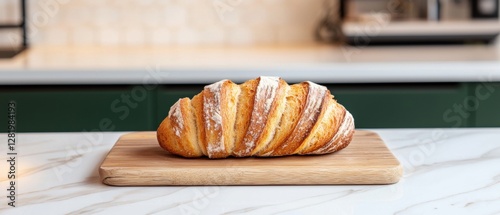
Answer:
[1,82,498,132]
[0,86,155,132]
[327,83,471,128]
[475,83,500,127]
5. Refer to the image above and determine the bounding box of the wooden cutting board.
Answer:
[99,130,402,186]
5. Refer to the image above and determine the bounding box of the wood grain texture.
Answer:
[99,130,403,186]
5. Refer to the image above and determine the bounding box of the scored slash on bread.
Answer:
[157,76,355,158]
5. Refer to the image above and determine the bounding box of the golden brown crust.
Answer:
[157,77,355,158]
[232,77,288,157]
[310,110,354,154]
[179,98,203,157]
[202,81,225,158]
[250,78,288,155]
[157,115,179,154]
[157,98,203,157]
[202,80,240,158]
[222,81,240,157]
[191,93,207,156]
[232,79,259,157]
[157,100,185,156]
[294,94,341,155]
[269,81,327,156]
[256,82,308,156]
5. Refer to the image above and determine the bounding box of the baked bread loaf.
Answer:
[157,76,355,158]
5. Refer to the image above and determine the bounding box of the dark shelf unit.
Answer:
[0,0,27,58]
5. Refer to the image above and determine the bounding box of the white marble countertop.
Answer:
[1,44,500,84]
[0,128,499,214]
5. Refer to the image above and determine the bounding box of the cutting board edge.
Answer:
[99,163,403,186]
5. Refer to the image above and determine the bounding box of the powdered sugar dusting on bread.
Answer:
[203,80,226,156]
[303,81,327,121]
[168,100,183,137]
[291,82,326,138]
[304,82,327,121]
[239,76,280,154]
[207,141,225,155]
[266,81,328,154]
[259,76,279,112]
[204,81,223,130]
[311,110,354,154]
[334,110,354,150]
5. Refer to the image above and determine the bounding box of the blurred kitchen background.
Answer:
[1,0,500,131]
[0,0,332,49]
[0,0,497,47]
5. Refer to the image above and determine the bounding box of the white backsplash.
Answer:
[0,0,326,46]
